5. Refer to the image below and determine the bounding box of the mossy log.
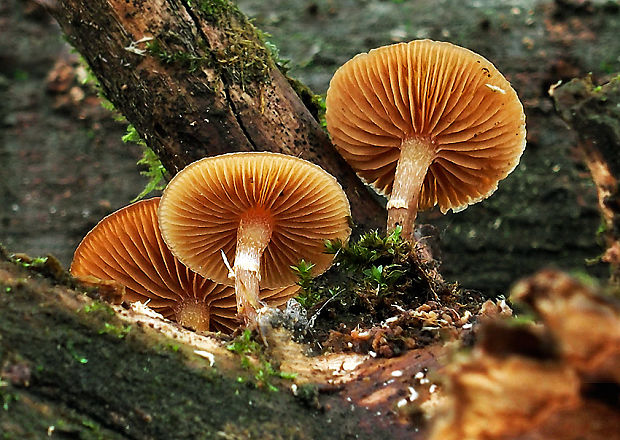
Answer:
[3,250,619,439]
[47,0,385,230]
[0,251,412,439]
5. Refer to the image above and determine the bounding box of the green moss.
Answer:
[65,338,89,364]
[227,330,296,392]
[12,256,48,269]
[122,125,167,201]
[0,381,18,412]
[257,29,290,72]
[98,322,132,339]
[293,226,416,313]
[81,302,115,317]
[291,260,322,309]
[146,0,275,91]
[166,343,180,352]
[215,25,272,89]
[79,300,133,339]
[76,55,125,122]
[145,39,205,73]
[188,0,241,24]
[287,77,326,126]
[10,255,75,287]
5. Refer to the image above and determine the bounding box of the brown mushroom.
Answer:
[157,152,351,325]
[70,197,297,332]
[325,39,526,239]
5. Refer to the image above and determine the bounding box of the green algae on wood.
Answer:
[0,255,390,439]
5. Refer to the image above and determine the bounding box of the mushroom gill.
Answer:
[326,39,526,239]
[158,152,352,325]
[71,197,298,332]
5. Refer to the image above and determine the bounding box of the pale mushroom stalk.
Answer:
[387,137,436,239]
[232,209,274,324]
[158,152,352,330]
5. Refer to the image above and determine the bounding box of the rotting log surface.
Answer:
[0,252,400,439]
[48,0,385,230]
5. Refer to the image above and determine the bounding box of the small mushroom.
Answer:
[157,152,351,325]
[326,39,526,239]
[70,198,297,332]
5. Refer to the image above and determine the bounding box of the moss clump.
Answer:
[294,227,417,316]
[287,76,327,126]
[226,330,296,392]
[122,125,167,202]
[98,322,132,339]
[80,301,115,317]
[292,227,482,356]
[215,25,272,90]
[145,39,206,73]
[187,0,241,24]
[146,0,275,91]
[10,254,75,287]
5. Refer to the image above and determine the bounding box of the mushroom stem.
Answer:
[233,210,274,325]
[387,138,435,239]
[176,299,210,332]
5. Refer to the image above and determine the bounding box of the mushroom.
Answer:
[325,39,526,239]
[157,152,351,325]
[70,197,297,332]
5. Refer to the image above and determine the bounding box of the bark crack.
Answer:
[180,0,259,152]
[225,87,258,151]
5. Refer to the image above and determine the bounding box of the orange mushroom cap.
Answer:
[326,39,526,214]
[70,198,297,332]
[158,152,352,289]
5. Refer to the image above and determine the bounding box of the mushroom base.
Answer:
[233,210,273,325]
[387,138,435,239]
[234,267,263,324]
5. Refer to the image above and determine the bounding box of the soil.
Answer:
[2,0,620,297]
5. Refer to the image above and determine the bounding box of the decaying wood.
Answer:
[0,253,411,439]
[47,0,385,230]
[4,253,619,439]
[551,75,620,283]
[430,269,620,440]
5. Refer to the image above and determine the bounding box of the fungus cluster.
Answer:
[158,152,351,325]
[326,39,526,239]
[72,152,351,330]
[71,197,297,332]
[72,39,525,331]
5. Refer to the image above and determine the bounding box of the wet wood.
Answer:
[48,0,385,230]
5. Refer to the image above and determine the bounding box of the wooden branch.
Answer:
[48,0,385,230]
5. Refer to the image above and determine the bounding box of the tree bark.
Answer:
[47,0,385,230]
